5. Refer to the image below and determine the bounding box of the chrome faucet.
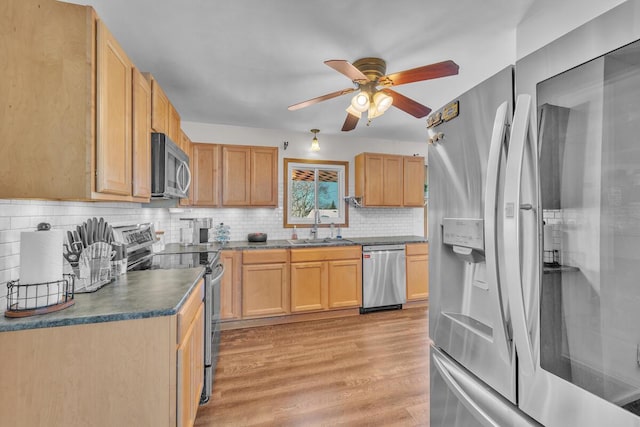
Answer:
[310,209,320,239]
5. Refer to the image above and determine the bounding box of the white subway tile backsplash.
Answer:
[0,197,424,303]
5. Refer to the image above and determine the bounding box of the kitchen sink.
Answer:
[287,238,352,246]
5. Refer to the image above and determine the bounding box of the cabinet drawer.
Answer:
[242,249,288,264]
[177,279,204,342]
[290,246,361,263]
[406,243,428,256]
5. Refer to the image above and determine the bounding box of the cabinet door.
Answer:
[242,263,288,318]
[149,76,170,134]
[220,250,241,320]
[168,103,181,144]
[383,155,403,206]
[406,253,429,301]
[178,131,192,207]
[290,262,327,312]
[403,156,425,207]
[250,147,278,206]
[192,304,204,423]
[132,67,151,199]
[177,316,194,427]
[95,19,132,196]
[328,259,362,309]
[222,146,251,206]
[363,154,384,205]
[192,144,219,207]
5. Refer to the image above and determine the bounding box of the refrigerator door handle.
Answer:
[503,94,536,376]
[484,100,512,364]
[432,347,541,427]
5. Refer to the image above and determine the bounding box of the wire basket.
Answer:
[5,274,75,318]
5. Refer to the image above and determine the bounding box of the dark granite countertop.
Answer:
[0,268,205,332]
[207,235,428,250]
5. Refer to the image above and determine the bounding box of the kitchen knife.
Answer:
[86,221,93,246]
[67,230,75,246]
[98,218,105,242]
[77,225,87,248]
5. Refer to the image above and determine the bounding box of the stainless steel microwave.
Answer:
[151,133,191,199]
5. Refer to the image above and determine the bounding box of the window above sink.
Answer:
[284,158,349,228]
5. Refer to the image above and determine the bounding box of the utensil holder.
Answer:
[5,274,75,318]
[75,242,114,293]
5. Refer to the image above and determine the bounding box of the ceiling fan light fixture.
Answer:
[373,91,393,113]
[351,92,370,112]
[310,129,320,152]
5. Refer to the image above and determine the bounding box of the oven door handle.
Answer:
[210,263,225,283]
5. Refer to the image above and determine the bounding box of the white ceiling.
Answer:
[66,0,537,142]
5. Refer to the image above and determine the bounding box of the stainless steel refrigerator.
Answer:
[429,3,640,425]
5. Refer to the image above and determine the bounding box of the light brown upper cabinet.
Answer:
[132,67,152,199]
[144,73,181,144]
[355,153,425,207]
[145,73,170,136]
[191,143,220,207]
[403,156,426,207]
[1,2,151,201]
[222,145,278,207]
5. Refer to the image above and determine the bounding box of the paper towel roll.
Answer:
[20,229,64,285]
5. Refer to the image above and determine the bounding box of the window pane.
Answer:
[318,169,339,219]
[290,168,315,220]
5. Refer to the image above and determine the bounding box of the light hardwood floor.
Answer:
[194,306,430,426]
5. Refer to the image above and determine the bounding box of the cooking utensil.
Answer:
[63,241,83,266]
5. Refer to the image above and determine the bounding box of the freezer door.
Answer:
[429,66,516,403]
[513,36,640,426]
[430,346,541,427]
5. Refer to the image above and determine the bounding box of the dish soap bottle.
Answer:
[291,225,298,240]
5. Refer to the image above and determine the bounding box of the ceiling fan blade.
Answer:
[324,60,369,83]
[342,113,360,131]
[288,87,356,111]
[379,60,459,87]
[382,89,432,118]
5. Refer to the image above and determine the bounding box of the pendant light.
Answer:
[310,129,320,152]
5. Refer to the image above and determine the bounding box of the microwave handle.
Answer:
[181,160,192,193]
[176,160,192,194]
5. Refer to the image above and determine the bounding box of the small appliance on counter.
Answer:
[247,233,267,243]
[180,218,213,245]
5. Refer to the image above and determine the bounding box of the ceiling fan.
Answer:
[288,57,459,131]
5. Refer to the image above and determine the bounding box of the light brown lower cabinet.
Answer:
[290,246,362,313]
[406,243,429,301]
[0,280,205,427]
[220,250,242,320]
[242,249,289,318]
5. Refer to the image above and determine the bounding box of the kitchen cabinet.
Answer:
[146,73,170,136]
[169,104,182,146]
[222,145,278,207]
[355,153,425,207]
[1,1,152,201]
[95,18,133,196]
[403,156,426,207]
[220,250,242,320]
[0,279,205,427]
[406,243,429,301]
[242,249,289,318]
[177,282,205,427]
[191,143,220,207]
[132,66,152,199]
[290,246,362,312]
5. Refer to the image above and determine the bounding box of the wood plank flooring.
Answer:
[194,306,430,426]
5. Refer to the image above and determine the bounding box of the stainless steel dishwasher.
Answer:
[361,244,407,313]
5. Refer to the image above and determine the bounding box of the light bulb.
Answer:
[351,92,370,112]
[310,136,320,152]
[373,91,393,113]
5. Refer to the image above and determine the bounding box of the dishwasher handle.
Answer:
[362,244,406,252]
